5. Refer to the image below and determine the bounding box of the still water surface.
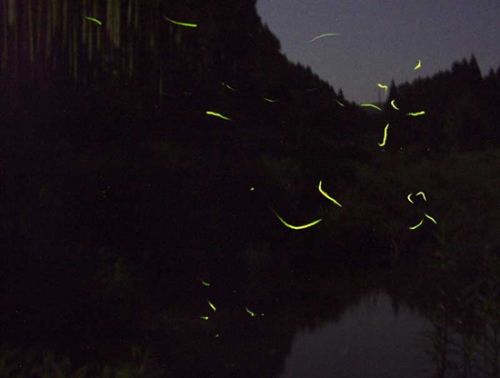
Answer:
[280,290,432,378]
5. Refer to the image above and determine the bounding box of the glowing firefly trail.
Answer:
[424,213,437,224]
[201,280,210,287]
[207,299,217,312]
[407,111,425,117]
[407,193,414,204]
[272,209,322,230]
[361,103,383,112]
[163,15,198,28]
[377,83,388,91]
[206,111,231,121]
[414,60,422,70]
[200,316,209,320]
[318,181,342,207]
[245,307,256,317]
[335,100,345,107]
[307,33,340,43]
[85,16,102,26]
[378,123,390,147]
[416,191,427,201]
[263,97,278,103]
[409,219,424,230]
[390,99,399,110]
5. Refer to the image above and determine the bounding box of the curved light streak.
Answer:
[409,219,424,230]
[377,123,390,147]
[416,191,427,201]
[390,99,399,110]
[85,16,102,26]
[206,111,231,121]
[414,60,422,70]
[164,15,198,28]
[407,111,425,117]
[361,103,383,111]
[407,193,414,204]
[424,213,437,224]
[272,209,322,230]
[318,181,342,207]
[308,33,340,43]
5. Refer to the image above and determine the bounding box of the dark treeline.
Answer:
[381,55,500,152]
[0,0,499,353]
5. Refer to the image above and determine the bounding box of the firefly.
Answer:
[200,316,209,320]
[272,209,322,230]
[207,299,217,312]
[245,306,256,317]
[415,191,427,201]
[424,213,437,224]
[407,111,425,117]
[390,99,399,110]
[318,181,342,207]
[163,15,198,28]
[361,103,383,112]
[377,83,388,91]
[409,219,424,230]
[307,33,340,43]
[407,193,414,204]
[263,97,278,103]
[377,123,390,147]
[85,16,102,26]
[206,111,231,121]
[414,60,422,70]
[201,280,210,287]
[335,100,345,107]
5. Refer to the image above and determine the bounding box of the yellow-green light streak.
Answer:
[409,219,424,230]
[377,123,390,147]
[318,181,342,207]
[414,60,422,70]
[201,280,210,287]
[221,82,236,91]
[361,103,383,111]
[200,316,209,320]
[206,111,231,121]
[390,99,399,110]
[245,306,256,317]
[85,16,102,26]
[207,299,217,312]
[163,15,198,28]
[407,111,425,117]
[416,191,427,201]
[308,33,340,43]
[424,213,437,224]
[377,83,388,91]
[272,209,322,230]
[407,193,414,204]
[335,100,345,107]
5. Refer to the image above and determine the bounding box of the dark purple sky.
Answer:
[256,0,500,103]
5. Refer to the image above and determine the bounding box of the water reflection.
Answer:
[280,290,432,378]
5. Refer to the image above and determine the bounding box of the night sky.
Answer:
[256,0,500,104]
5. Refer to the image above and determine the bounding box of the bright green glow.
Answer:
[207,299,217,312]
[200,316,209,320]
[263,97,278,103]
[377,83,388,91]
[407,193,414,204]
[409,219,424,230]
[250,187,255,191]
[206,111,231,121]
[201,280,210,287]
[424,213,437,224]
[414,60,422,70]
[407,111,425,117]
[377,123,390,147]
[415,191,427,201]
[272,209,322,230]
[245,306,256,317]
[361,103,383,111]
[318,181,342,207]
[85,16,102,26]
[335,100,345,107]
[390,99,399,110]
[163,15,198,28]
[308,33,340,43]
